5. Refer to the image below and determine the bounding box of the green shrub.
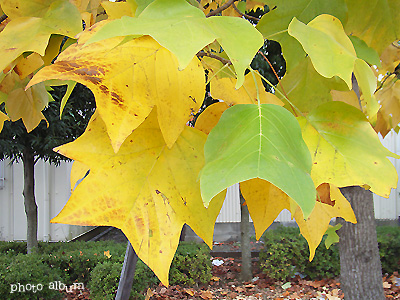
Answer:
[0,241,27,255]
[0,253,64,300]
[88,241,211,300]
[89,261,122,300]
[40,241,126,284]
[259,226,340,281]
[169,241,212,286]
[377,226,400,274]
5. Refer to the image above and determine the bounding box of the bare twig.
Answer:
[231,3,260,22]
[206,0,237,17]
[197,51,232,65]
[0,14,8,23]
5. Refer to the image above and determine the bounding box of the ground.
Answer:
[61,241,400,299]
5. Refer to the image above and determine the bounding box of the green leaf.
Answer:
[324,224,342,249]
[299,101,399,197]
[278,57,348,113]
[85,0,263,88]
[288,15,356,89]
[353,58,378,121]
[134,0,155,16]
[256,0,347,71]
[344,0,400,55]
[349,35,381,67]
[207,16,263,88]
[200,104,316,217]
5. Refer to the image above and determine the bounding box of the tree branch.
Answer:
[197,51,232,65]
[0,14,8,23]
[206,0,237,17]
[231,3,260,22]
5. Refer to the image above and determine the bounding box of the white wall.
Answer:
[1,130,399,242]
[0,159,92,242]
[373,131,400,220]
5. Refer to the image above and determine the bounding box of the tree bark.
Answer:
[240,190,252,282]
[22,148,38,254]
[338,186,385,300]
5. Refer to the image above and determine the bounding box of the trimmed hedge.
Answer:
[0,241,211,300]
[259,225,400,281]
[88,242,211,300]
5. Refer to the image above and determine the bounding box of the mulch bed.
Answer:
[60,240,400,299]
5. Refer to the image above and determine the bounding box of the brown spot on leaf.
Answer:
[317,183,335,206]
[110,92,125,109]
[99,85,109,94]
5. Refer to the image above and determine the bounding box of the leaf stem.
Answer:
[256,51,299,116]
[206,0,237,17]
[197,51,232,66]
[0,14,7,23]
[251,68,302,117]
[231,3,260,22]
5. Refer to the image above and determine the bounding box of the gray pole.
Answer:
[115,241,138,300]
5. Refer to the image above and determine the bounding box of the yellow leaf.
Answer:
[29,28,204,152]
[210,71,284,106]
[353,58,378,122]
[51,110,225,285]
[200,55,236,79]
[42,34,65,65]
[331,90,361,110]
[241,178,291,240]
[0,71,48,131]
[14,53,44,79]
[299,102,399,198]
[0,0,54,18]
[222,6,241,17]
[145,288,154,300]
[103,250,112,258]
[70,160,90,192]
[293,184,356,260]
[288,15,357,89]
[375,80,400,136]
[0,111,10,132]
[0,0,82,73]
[195,102,229,135]
[101,1,135,19]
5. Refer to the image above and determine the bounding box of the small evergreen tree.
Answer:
[0,84,95,253]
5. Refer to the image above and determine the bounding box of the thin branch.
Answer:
[231,3,260,22]
[197,51,232,66]
[257,51,296,115]
[0,14,7,23]
[206,0,237,17]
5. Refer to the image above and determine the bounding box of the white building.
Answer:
[0,132,399,242]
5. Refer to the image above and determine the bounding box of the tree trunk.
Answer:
[338,186,385,300]
[22,148,38,254]
[240,190,252,282]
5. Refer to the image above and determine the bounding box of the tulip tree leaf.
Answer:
[288,15,357,89]
[256,0,347,71]
[0,0,82,73]
[293,184,356,260]
[52,110,225,286]
[200,104,316,217]
[29,31,204,152]
[345,0,400,55]
[299,101,399,197]
[85,0,263,88]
